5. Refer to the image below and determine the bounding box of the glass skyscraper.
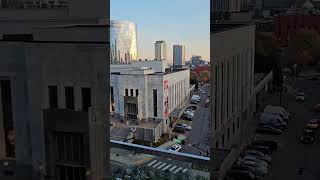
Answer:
[110,20,138,64]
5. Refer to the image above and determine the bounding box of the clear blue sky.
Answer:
[111,0,209,62]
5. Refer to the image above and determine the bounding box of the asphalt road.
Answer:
[266,77,320,180]
[181,84,210,155]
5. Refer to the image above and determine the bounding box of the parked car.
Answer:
[203,102,209,107]
[202,91,206,94]
[185,108,195,113]
[265,105,291,119]
[247,145,272,155]
[301,135,315,144]
[252,140,278,151]
[188,106,197,110]
[169,144,182,152]
[228,170,256,180]
[231,165,264,179]
[260,114,287,126]
[264,109,289,122]
[256,126,282,135]
[313,104,320,112]
[176,123,192,131]
[306,119,319,129]
[296,92,305,101]
[238,156,269,166]
[181,114,192,121]
[245,151,271,164]
[173,126,186,133]
[258,121,286,130]
[237,161,268,174]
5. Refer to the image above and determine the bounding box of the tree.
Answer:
[288,29,320,66]
[255,32,282,73]
[190,72,198,84]
[199,70,210,82]
[256,32,281,57]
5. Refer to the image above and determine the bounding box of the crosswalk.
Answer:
[146,159,189,174]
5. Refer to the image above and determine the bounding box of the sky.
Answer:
[111,0,210,62]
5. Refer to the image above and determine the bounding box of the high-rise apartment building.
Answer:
[110,20,138,64]
[191,55,203,66]
[154,40,167,61]
[173,44,185,67]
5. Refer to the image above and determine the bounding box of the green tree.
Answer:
[190,72,198,84]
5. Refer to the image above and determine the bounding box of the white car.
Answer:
[169,144,182,152]
[296,92,305,101]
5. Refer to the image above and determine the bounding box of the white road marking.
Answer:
[147,160,157,167]
[182,168,188,173]
[152,162,162,168]
[157,163,167,169]
[173,167,182,174]
[162,164,172,171]
[169,165,177,172]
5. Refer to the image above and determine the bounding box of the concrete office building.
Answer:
[0,24,109,180]
[155,40,167,61]
[110,20,138,64]
[210,23,256,179]
[0,0,110,179]
[173,44,186,67]
[110,60,190,141]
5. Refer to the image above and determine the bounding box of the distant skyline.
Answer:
[111,0,209,62]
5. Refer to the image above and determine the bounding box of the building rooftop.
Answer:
[211,23,254,33]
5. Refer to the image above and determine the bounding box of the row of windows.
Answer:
[125,88,138,97]
[56,166,86,180]
[48,86,91,112]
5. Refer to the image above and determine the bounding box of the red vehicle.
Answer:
[313,104,320,112]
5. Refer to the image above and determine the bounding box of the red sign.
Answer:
[163,80,169,118]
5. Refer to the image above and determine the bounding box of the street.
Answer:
[266,77,320,180]
[181,84,210,155]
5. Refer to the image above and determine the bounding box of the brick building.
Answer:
[274,15,320,41]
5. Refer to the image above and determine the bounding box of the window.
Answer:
[226,60,229,118]
[48,86,58,109]
[237,117,240,129]
[81,88,91,112]
[130,89,133,96]
[125,89,128,96]
[215,141,219,148]
[222,134,225,147]
[153,89,158,117]
[1,80,15,158]
[65,87,74,110]
[233,122,235,134]
[215,66,218,130]
[228,128,230,140]
[111,87,115,111]
[136,89,139,97]
[221,62,224,124]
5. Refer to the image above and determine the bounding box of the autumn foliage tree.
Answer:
[288,29,320,66]
[199,70,210,82]
[255,32,282,73]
